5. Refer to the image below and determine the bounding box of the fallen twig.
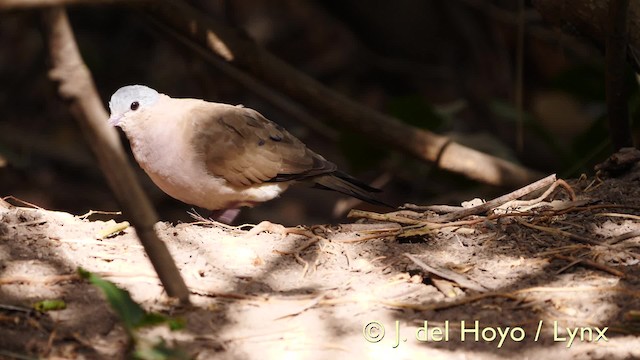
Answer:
[515,217,602,246]
[499,178,575,209]
[78,209,122,219]
[347,209,422,225]
[406,174,558,222]
[554,254,626,277]
[2,195,43,209]
[404,253,488,292]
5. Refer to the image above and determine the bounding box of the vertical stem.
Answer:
[515,0,525,152]
[605,0,632,150]
[40,7,190,303]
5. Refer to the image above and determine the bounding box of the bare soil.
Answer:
[2,170,640,359]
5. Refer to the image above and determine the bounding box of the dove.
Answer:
[107,85,386,215]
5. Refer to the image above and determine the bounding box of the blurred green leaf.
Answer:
[565,115,611,176]
[551,64,606,102]
[387,95,445,130]
[549,62,639,175]
[168,318,186,331]
[77,268,184,334]
[79,267,148,332]
[133,339,190,360]
[338,131,388,172]
[33,299,66,312]
[489,99,571,166]
[489,100,535,124]
[339,95,446,171]
[552,63,638,104]
[629,85,640,133]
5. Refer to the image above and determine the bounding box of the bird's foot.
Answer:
[188,209,241,231]
[209,208,241,224]
[188,208,243,225]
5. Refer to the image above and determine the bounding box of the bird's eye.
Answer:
[130,101,140,111]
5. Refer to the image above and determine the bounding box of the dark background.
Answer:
[1,0,638,225]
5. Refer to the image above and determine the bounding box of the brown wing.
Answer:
[190,103,336,187]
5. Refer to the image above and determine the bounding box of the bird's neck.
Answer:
[125,105,192,179]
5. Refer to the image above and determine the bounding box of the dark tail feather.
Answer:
[313,171,393,208]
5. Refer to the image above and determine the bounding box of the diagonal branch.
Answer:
[40,7,189,303]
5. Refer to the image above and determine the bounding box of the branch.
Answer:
[39,7,189,303]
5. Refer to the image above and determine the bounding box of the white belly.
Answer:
[144,165,289,210]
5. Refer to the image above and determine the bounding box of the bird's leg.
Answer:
[188,208,242,227]
[209,208,242,225]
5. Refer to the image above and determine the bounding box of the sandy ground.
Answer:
[2,169,640,359]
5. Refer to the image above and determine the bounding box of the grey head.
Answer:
[108,85,160,126]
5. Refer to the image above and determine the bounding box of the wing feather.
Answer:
[190,103,336,187]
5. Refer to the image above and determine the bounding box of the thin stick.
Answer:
[608,229,640,245]
[554,254,625,277]
[40,8,189,303]
[434,174,557,222]
[515,218,602,246]
[2,195,43,209]
[404,253,487,292]
[515,0,525,152]
[500,178,576,208]
[605,0,633,149]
